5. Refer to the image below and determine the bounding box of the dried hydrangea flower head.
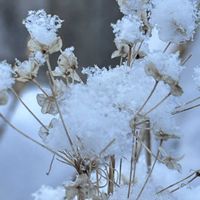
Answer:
[0,61,14,105]
[53,47,82,83]
[112,15,145,46]
[155,130,180,141]
[23,10,63,54]
[151,0,198,43]
[14,58,40,82]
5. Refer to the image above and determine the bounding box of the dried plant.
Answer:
[1,1,200,200]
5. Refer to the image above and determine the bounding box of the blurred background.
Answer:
[0,0,200,200]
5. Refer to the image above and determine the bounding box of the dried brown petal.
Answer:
[145,62,162,81]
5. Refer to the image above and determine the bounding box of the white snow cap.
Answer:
[116,0,151,15]
[145,51,183,81]
[32,185,65,200]
[112,15,145,45]
[151,0,198,43]
[23,10,63,46]
[0,61,14,91]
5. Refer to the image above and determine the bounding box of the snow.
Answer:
[23,10,63,46]
[112,15,145,45]
[151,0,198,43]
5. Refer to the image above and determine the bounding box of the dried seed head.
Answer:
[163,75,183,96]
[155,129,180,141]
[145,62,162,81]
[161,155,182,172]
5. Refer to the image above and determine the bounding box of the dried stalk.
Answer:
[136,139,163,200]
[107,155,116,195]
[10,88,48,131]
[144,92,171,116]
[46,57,75,151]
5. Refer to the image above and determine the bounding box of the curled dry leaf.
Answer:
[28,36,62,54]
[14,59,40,82]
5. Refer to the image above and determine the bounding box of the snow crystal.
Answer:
[42,64,179,157]
[32,185,65,200]
[145,51,183,81]
[112,15,145,45]
[151,0,198,43]
[23,10,63,46]
[116,0,151,15]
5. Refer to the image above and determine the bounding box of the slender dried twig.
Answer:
[144,92,171,116]
[46,57,75,151]
[137,80,159,114]
[156,170,200,194]
[10,88,48,131]
[163,41,171,53]
[136,140,163,200]
[31,79,49,97]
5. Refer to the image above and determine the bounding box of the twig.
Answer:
[0,112,63,159]
[137,81,159,114]
[172,103,200,115]
[136,140,163,200]
[46,154,55,175]
[181,54,192,65]
[156,170,200,194]
[46,57,75,152]
[31,79,49,97]
[163,42,171,53]
[10,88,48,131]
[144,92,171,116]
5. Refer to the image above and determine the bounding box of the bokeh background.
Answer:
[0,0,200,200]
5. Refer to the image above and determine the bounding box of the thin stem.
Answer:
[172,103,200,115]
[144,92,171,116]
[10,88,48,131]
[31,79,49,97]
[170,175,198,193]
[46,154,55,175]
[119,158,123,185]
[127,135,138,198]
[96,169,100,196]
[0,112,63,159]
[127,45,132,66]
[163,41,171,53]
[99,139,116,156]
[120,56,123,66]
[132,40,144,65]
[136,140,163,200]
[46,57,75,152]
[181,54,192,65]
[156,171,198,194]
[137,81,159,114]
